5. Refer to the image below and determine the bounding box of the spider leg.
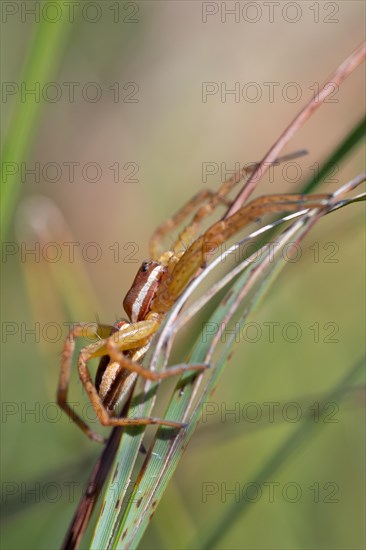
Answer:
[152,192,331,313]
[106,340,208,381]
[77,348,181,429]
[151,179,250,260]
[77,347,206,430]
[57,323,115,443]
[58,319,161,440]
[59,318,206,439]
[202,192,330,251]
[171,167,259,256]
[149,189,225,259]
[76,322,208,432]
[151,152,308,259]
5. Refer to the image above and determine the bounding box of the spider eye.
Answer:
[141,261,149,272]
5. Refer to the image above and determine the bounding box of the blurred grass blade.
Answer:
[195,383,365,445]
[301,116,365,194]
[1,1,77,239]
[16,196,103,320]
[198,355,365,549]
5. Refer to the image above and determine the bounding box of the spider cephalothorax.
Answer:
[123,260,168,323]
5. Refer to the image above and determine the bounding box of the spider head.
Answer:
[123,260,168,322]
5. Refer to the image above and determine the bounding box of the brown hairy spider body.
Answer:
[57,154,332,442]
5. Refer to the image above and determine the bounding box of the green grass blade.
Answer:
[301,116,365,194]
[111,214,323,549]
[89,421,148,550]
[90,211,307,548]
[197,355,365,549]
[1,1,76,239]
[91,188,362,549]
[90,315,175,549]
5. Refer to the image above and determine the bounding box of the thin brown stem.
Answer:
[225,41,366,216]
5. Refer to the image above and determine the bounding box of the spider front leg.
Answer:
[106,339,209,382]
[75,319,209,435]
[58,322,115,443]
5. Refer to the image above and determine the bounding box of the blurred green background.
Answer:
[1,2,365,549]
